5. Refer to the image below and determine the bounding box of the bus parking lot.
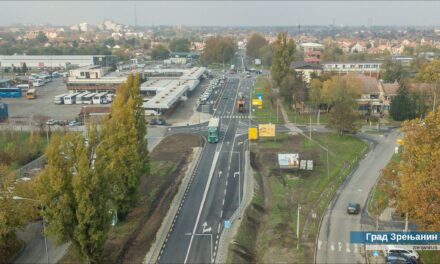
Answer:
[1,78,85,121]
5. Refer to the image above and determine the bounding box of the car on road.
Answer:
[46,119,57,126]
[386,252,417,264]
[246,73,252,78]
[223,95,228,99]
[156,119,166,125]
[347,203,361,214]
[386,246,419,261]
[68,120,81,127]
[149,119,158,125]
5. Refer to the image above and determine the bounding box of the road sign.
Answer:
[373,250,379,257]
[248,127,258,140]
[252,99,262,106]
[396,138,404,145]
[224,220,231,229]
[258,124,276,137]
[257,93,263,100]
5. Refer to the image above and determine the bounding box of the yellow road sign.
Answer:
[259,124,276,137]
[252,99,263,106]
[396,139,404,145]
[248,127,258,140]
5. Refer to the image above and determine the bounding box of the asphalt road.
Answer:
[316,130,400,264]
[158,75,253,263]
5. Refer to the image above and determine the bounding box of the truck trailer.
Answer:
[236,92,246,113]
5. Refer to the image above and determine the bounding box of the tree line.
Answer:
[31,74,148,263]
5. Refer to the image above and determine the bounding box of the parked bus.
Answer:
[40,75,52,84]
[105,93,115,103]
[64,93,81,105]
[207,117,220,143]
[54,94,68,104]
[17,84,30,92]
[32,79,44,87]
[82,93,96,104]
[0,88,21,98]
[75,92,91,104]
[26,89,37,99]
[92,92,108,104]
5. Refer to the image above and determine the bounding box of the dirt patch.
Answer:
[151,133,204,162]
[54,133,205,264]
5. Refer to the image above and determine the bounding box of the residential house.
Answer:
[290,61,323,83]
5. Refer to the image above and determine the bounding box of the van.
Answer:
[386,246,419,260]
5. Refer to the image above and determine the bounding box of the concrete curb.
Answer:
[143,146,204,264]
[215,150,254,264]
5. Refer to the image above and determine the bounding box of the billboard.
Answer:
[259,124,275,137]
[252,99,263,106]
[248,127,258,140]
[278,153,299,169]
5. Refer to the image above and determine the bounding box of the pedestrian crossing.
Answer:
[215,115,249,119]
[317,240,366,255]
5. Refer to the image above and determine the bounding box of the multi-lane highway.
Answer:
[158,76,254,263]
[316,131,400,264]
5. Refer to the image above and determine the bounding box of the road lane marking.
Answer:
[184,151,221,264]
[346,243,351,253]
[318,240,322,250]
[222,198,225,206]
[218,223,221,233]
[331,244,335,251]
[338,242,342,252]
[220,210,223,218]
[354,244,358,253]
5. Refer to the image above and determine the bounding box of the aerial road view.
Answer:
[1,1,440,264]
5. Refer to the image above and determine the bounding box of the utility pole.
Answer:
[309,114,312,140]
[297,204,301,249]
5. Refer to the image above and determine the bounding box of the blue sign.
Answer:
[257,93,263,100]
[224,220,231,229]
[373,250,379,257]
[350,231,440,244]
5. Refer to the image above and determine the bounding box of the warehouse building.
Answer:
[0,55,118,69]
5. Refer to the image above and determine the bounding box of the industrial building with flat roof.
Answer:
[0,55,117,69]
[141,67,206,113]
[66,65,127,92]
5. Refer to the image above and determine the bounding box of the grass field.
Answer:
[0,130,47,170]
[251,77,284,124]
[229,132,368,263]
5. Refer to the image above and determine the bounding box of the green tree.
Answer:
[328,103,360,135]
[389,85,415,121]
[151,44,170,60]
[21,63,28,74]
[36,32,48,43]
[246,33,268,59]
[101,74,149,219]
[309,79,323,112]
[322,75,362,134]
[271,32,295,89]
[0,165,36,246]
[169,38,191,52]
[259,44,272,66]
[201,36,236,65]
[396,110,440,230]
[35,128,111,263]
[380,59,406,83]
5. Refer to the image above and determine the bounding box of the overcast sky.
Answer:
[1,1,440,27]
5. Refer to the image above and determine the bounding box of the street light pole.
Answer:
[13,196,49,264]
[297,204,301,250]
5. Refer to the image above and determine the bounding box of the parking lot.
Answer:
[1,78,83,122]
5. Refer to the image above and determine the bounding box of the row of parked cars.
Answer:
[46,119,82,127]
[199,77,226,105]
[346,203,419,264]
